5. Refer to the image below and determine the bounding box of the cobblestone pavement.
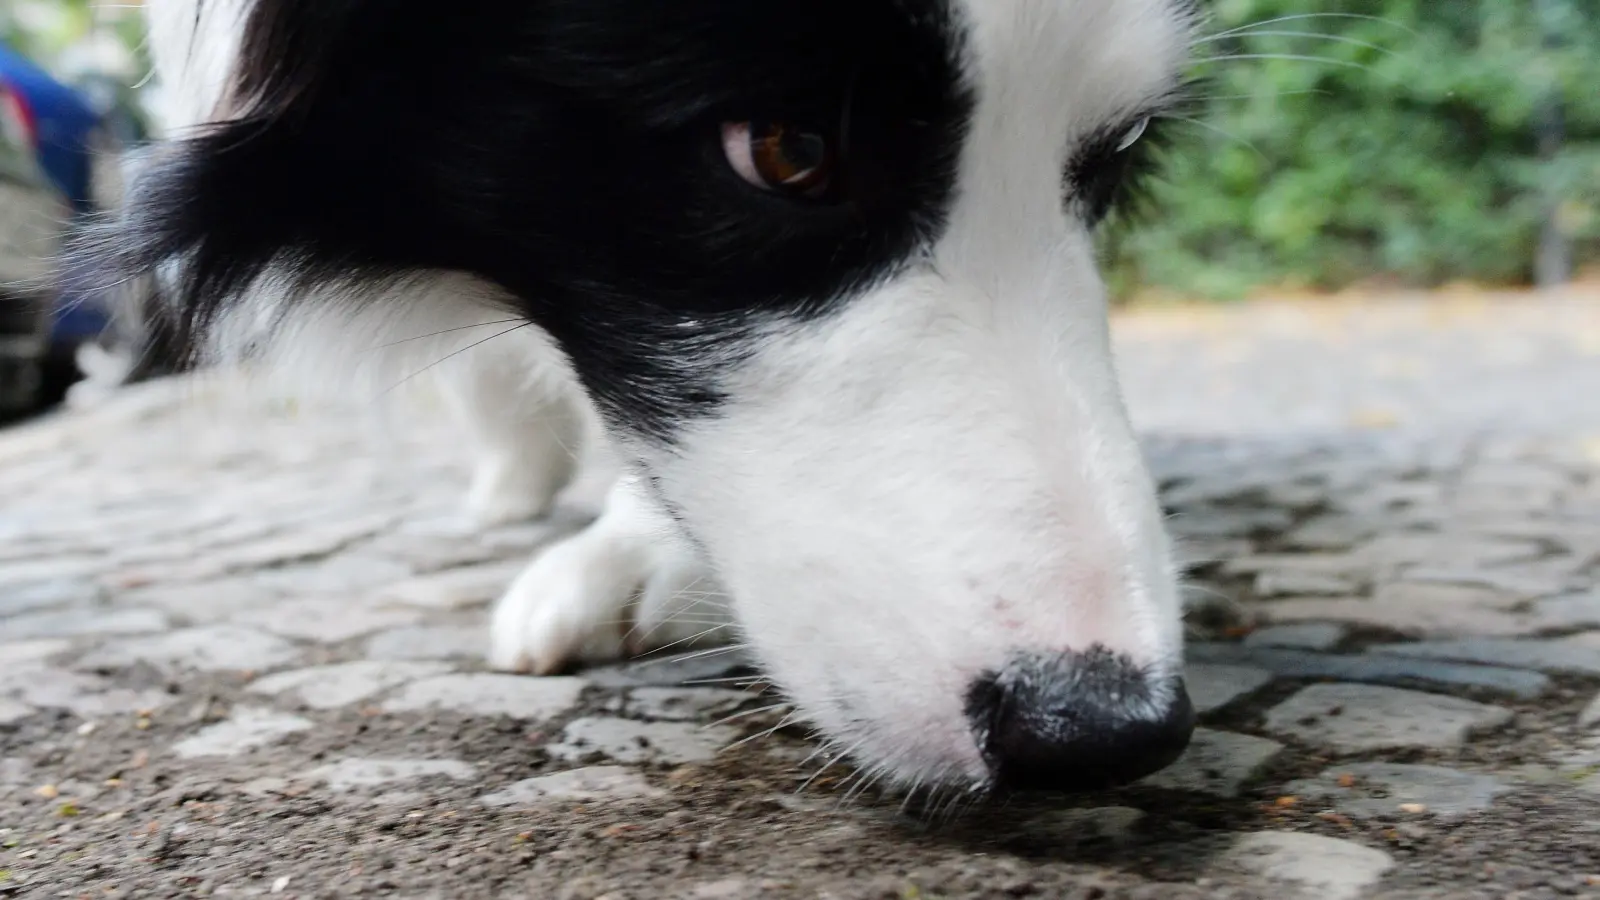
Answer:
[4,291,1600,899]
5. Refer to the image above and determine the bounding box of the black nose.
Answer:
[965,647,1195,792]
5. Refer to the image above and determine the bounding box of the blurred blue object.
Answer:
[0,40,124,409]
[0,42,99,212]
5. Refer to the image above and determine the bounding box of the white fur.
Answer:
[490,476,731,674]
[141,0,1195,790]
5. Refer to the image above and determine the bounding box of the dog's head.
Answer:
[108,0,1200,795]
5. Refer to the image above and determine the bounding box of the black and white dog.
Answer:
[100,0,1204,796]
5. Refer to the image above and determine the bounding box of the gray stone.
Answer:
[1352,533,1542,571]
[613,687,754,722]
[377,562,529,610]
[123,579,282,625]
[1185,664,1273,714]
[0,556,104,590]
[202,515,395,572]
[359,532,504,574]
[1405,565,1577,601]
[1220,831,1394,900]
[1531,592,1600,631]
[0,579,102,616]
[1371,638,1600,676]
[1281,515,1374,551]
[78,626,302,673]
[1263,683,1512,753]
[382,674,586,719]
[0,638,72,667]
[0,607,168,641]
[300,758,478,792]
[1138,729,1282,798]
[1578,690,1600,729]
[248,661,453,709]
[1257,594,1534,638]
[1242,623,1347,652]
[1220,553,1367,580]
[547,717,741,765]
[1188,643,1549,699]
[252,555,415,596]
[1255,570,1360,598]
[1285,763,1510,819]
[231,596,424,643]
[172,708,314,758]
[0,665,171,718]
[364,625,485,662]
[1167,507,1295,539]
[478,766,665,807]
[0,698,33,724]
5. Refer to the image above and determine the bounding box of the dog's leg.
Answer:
[489,476,733,674]
[434,345,588,528]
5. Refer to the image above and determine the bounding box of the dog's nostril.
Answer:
[965,647,1195,793]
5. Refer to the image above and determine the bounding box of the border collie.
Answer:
[94,0,1203,797]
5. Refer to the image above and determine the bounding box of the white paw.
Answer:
[465,452,572,528]
[488,480,731,674]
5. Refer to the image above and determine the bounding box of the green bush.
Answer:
[1104,0,1600,299]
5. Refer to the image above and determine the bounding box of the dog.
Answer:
[92,0,1204,797]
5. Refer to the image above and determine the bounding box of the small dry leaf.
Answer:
[1398,803,1427,814]
[1274,795,1299,809]
[1336,773,1357,788]
[33,785,58,800]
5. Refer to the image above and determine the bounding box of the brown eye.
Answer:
[722,121,836,198]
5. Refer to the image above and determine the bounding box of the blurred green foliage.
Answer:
[1104,0,1600,298]
[0,0,145,76]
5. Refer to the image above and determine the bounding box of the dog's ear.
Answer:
[74,0,510,356]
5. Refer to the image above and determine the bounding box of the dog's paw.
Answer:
[465,451,572,528]
[488,482,730,674]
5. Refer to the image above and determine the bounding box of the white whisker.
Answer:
[1202,12,1416,43]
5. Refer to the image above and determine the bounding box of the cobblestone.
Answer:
[1188,643,1551,698]
[381,673,587,719]
[1220,832,1395,900]
[1263,683,1514,753]
[172,707,315,758]
[1241,623,1348,652]
[1285,763,1511,819]
[247,661,454,709]
[6,295,1600,897]
[1185,663,1274,713]
[231,595,426,642]
[77,624,303,673]
[301,758,479,792]
[479,766,666,807]
[1370,637,1600,676]
[1138,728,1283,797]
[547,717,741,765]
[364,624,486,661]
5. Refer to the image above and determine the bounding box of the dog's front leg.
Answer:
[488,476,732,674]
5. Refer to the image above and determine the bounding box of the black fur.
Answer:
[79,0,1186,444]
[87,0,975,443]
